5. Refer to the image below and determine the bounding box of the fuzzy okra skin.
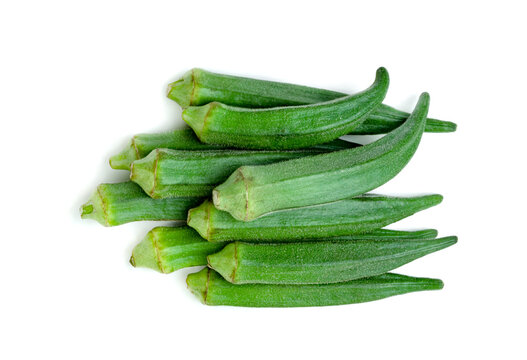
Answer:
[183,67,389,150]
[208,236,457,284]
[168,68,456,134]
[186,268,444,307]
[213,92,431,221]
[187,195,442,242]
[109,128,357,171]
[80,182,203,226]
[130,227,438,274]
[130,144,358,198]
[130,226,224,273]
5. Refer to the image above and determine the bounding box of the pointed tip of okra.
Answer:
[213,168,253,221]
[166,69,197,108]
[186,267,210,304]
[80,185,110,226]
[129,149,159,198]
[109,139,138,170]
[130,228,165,273]
[425,118,457,133]
[207,242,237,283]
[182,103,217,141]
[187,200,213,240]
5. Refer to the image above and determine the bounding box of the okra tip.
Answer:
[80,186,109,226]
[186,267,210,304]
[129,229,164,273]
[182,103,216,140]
[207,242,237,282]
[129,150,158,198]
[109,139,138,171]
[212,168,252,221]
[167,69,195,108]
[187,200,212,240]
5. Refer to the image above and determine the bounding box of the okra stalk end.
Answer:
[109,139,139,171]
[182,103,215,141]
[207,242,237,282]
[186,267,210,304]
[212,168,252,221]
[130,229,164,273]
[187,200,213,240]
[167,69,195,108]
[80,186,109,226]
[130,150,158,198]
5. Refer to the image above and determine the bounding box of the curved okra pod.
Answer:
[80,182,204,226]
[208,237,457,284]
[109,129,358,171]
[186,268,444,307]
[187,195,442,242]
[130,145,359,198]
[168,68,456,134]
[213,92,431,221]
[182,67,389,149]
[130,227,439,274]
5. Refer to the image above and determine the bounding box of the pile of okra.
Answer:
[82,68,457,307]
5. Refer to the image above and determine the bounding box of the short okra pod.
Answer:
[80,182,204,226]
[183,67,389,149]
[213,92,431,221]
[130,144,358,198]
[186,268,444,307]
[208,237,457,284]
[187,195,442,242]
[168,68,456,134]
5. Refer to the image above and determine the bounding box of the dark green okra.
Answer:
[168,68,456,134]
[130,227,439,274]
[188,195,442,242]
[213,93,431,221]
[186,268,444,307]
[80,182,203,226]
[109,128,357,171]
[130,144,358,198]
[183,68,389,149]
[208,237,457,284]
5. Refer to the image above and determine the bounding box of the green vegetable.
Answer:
[213,92,430,221]
[80,182,203,226]
[186,268,444,307]
[168,68,456,134]
[109,129,357,171]
[131,145,358,198]
[130,226,224,273]
[130,227,438,274]
[187,195,442,242]
[183,67,389,149]
[208,236,457,284]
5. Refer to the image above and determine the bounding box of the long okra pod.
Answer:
[130,227,439,274]
[80,182,203,226]
[131,145,357,198]
[109,129,358,170]
[183,67,389,149]
[186,268,444,307]
[213,93,431,221]
[208,237,457,284]
[167,68,456,134]
[187,195,442,242]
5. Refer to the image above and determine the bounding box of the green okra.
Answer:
[186,268,444,307]
[109,128,357,171]
[213,92,431,221]
[168,68,456,134]
[130,226,224,273]
[130,227,438,274]
[130,144,358,198]
[80,182,203,226]
[187,195,442,242]
[183,67,390,149]
[208,236,457,284]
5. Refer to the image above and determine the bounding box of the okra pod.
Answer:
[80,182,203,226]
[167,68,456,134]
[130,226,224,273]
[130,227,439,274]
[186,268,444,307]
[131,144,357,198]
[109,128,357,170]
[183,67,389,149]
[187,195,442,242]
[213,92,431,221]
[208,237,457,284]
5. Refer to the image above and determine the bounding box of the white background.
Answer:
[1,1,526,359]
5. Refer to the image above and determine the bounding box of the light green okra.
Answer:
[186,268,444,307]
[213,92,431,221]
